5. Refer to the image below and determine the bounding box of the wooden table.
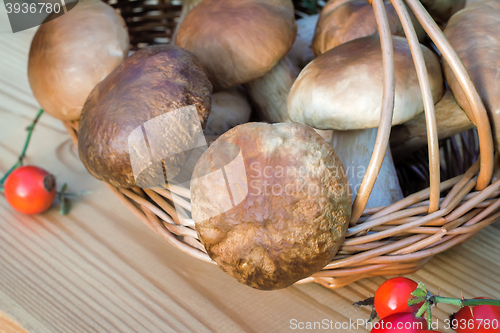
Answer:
[1,6,499,333]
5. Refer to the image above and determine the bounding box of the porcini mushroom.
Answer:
[28,0,129,121]
[205,87,252,136]
[312,0,425,56]
[288,36,444,207]
[191,122,351,290]
[390,87,474,160]
[171,0,203,42]
[443,0,500,152]
[244,57,299,123]
[175,0,297,124]
[78,45,212,188]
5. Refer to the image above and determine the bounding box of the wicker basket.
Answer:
[63,0,500,289]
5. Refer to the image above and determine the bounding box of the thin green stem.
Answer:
[410,282,500,331]
[0,109,44,186]
[409,282,500,332]
[55,190,93,196]
[415,303,427,318]
[433,296,500,307]
[408,296,426,306]
[60,183,70,215]
[425,302,432,330]
[20,109,44,161]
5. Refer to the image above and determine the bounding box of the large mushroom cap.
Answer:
[28,0,129,121]
[312,0,425,56]
[288,36,444,130]
[78,45,212,188]
[191,122,351,290]
[174,0,297,91]
[443,0,500,150]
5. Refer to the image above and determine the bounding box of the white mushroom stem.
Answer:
[314,129,334,143]
[244,57,299,123]
[287,14,319,69]
[204,87,252,136]
[172,0,203,42]
[390,88,474,160]
[329,128,403,208]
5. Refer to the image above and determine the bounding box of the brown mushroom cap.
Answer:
[78,45,212,188]
[28,0,129,121]
[390,87,474,160]
[191,122,352,290]
[312,0,425,56]
[443,0,500,150]
[288,36,444,130]
[174,0,297,91]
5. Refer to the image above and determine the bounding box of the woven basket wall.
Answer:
[62,0,500,289]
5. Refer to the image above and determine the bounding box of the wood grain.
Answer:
[0,311,28,333]
[0,18,499,333]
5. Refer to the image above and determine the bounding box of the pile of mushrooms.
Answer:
[27,0,500,291]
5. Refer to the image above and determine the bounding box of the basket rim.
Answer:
[61,0,499,289]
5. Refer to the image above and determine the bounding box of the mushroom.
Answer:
[390,87,474,160]
[28,0,129,121]
[443,0,500,152]
[288,14,319,69]
[312,0,425,56]
[204,87,252,136]
[246,13,320,123]
[314,129,334,143]
[78,45,212,188]
[171,0,203,42]
[288,36,444,207]
[418,0,465,25]
[190,122,351,290]
[175,0,297,124]
[244,57,299,123]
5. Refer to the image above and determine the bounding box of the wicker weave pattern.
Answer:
[109,0,181,49]
[63,119,500,289]
[63,0,500,289]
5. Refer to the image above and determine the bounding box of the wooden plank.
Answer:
[0,18,499,333]
[0,311,28,333]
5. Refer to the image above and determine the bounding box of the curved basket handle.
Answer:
[350,0,396,224]
[352,0,495,224]
[403,0,494,191]
[389,0,440,213]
